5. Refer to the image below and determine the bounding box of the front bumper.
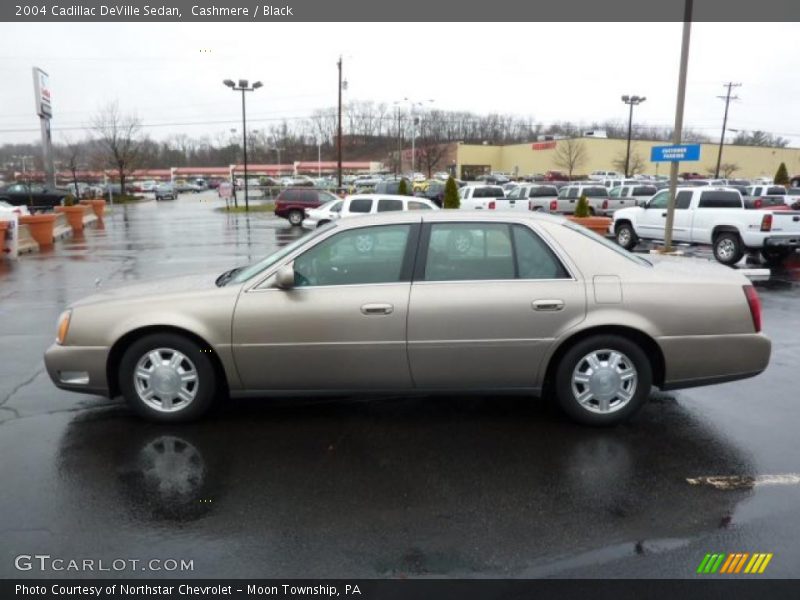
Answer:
[44,343,111,396]
[301,218,318,230]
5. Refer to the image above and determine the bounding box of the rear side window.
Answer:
[767,186,786,195]
[377,199,403,212]
[348,198,373,213]
[512,225,570,279]
[676,191,693,209]
[698,191,741,208]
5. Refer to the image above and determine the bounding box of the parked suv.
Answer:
[554,184,613,215]
[374,177,413,195]
[275,188,340,226]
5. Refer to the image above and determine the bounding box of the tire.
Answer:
[317,220,330,228]
[615,222,638,250]
[119,333,218,423]
[554,334,652,426]
[713,232,744,266]
[761,247,790,266]
[288,210,304,226]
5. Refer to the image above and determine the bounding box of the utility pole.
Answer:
[396,107,402,176]
[714,82,741,178]
[663,0,693,252]
[337,55,343,190]
[621,95,646,178]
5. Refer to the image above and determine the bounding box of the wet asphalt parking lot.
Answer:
[1,191,799,579]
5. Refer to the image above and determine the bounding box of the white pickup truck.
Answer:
[612,186,800,265]
[458,184,527,211]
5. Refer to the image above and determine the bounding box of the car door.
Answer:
[669,191,694,240]
[407,221,585,389]
[636,189,670,239]
[232,222,419,391]
[556,186,577,213]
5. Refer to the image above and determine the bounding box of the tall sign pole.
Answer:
[337,56,343,190]
[663,0,693,252]
[32,67,55,189]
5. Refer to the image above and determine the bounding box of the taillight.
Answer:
[760,213,772,232]
[743,285,761,332]
[602,200,609,209]
[488,201,496,209]
[754,198,763,209]
[550,200,557,211]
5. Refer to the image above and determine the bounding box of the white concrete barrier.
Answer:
[16,223,40,254]
[53,213,72,240]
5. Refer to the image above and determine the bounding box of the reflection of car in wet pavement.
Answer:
[54,395,752,577]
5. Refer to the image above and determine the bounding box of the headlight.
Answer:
[56,310,72,345]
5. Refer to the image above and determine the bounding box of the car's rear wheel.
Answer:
[554,334,651,426]
[119,333,217,422]
[288,210,303,226]
[615,222,638,250]
[713,232,744,266]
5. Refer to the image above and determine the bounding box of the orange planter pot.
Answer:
[566,216,612,236]
[0,220,9,245]
[55,205,86,232]
[19,214,57,247]
[81,198,106,218]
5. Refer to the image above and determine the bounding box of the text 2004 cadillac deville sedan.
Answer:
[45,212,771,425]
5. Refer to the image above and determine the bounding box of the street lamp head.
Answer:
[238,79,248,88]
[252,81,263,89]
[621,95,630,102]
[223,79,235,88]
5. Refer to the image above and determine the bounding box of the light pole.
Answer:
[394,98,434,177]
[223,78,262,212]
[621,95,646,177]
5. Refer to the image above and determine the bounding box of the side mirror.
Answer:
[275,265,295,289]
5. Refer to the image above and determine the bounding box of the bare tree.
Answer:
[612,145,646,176]
[91,102,143,194]
[553,138,588,180]
[58,135,85,198]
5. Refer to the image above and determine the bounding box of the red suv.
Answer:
[275,188,339,226]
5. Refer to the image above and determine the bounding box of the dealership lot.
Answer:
[1,192,799,578]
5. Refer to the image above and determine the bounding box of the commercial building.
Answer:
[454,138,800,180]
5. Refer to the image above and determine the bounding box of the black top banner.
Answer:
[2,0,800,22]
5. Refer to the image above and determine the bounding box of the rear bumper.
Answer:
[44,343,111,396]
[764,235,800,248]
[658,333,771,390]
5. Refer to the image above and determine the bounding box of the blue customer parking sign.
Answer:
[650,144,701,162]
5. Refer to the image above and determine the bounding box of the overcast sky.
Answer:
[1,22,799,147]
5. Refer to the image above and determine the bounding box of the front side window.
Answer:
[648,190,669,209]
[348,198,373,213]
[293,225,411,287]
[676,190,693,209]
[609,187,622,198]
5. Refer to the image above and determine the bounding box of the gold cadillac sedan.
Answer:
[44,212,771,425]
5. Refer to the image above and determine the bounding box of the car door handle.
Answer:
[532,299,565,311]
[661,212,667,217]
[361,303,394,315]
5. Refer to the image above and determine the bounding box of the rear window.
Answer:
[698,191,741,208]
[529,186,558,197]
[472,186,504,198]
[632,186,656,196]
[348,198,373,213]
[767,186,787,195]
[377,199,403,212]
[582,187,608,197]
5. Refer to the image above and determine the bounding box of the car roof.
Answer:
[345,193,430,201]
[331,209,569,231]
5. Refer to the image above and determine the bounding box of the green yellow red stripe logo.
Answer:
[697,552,773,574]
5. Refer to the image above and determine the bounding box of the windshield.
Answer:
[224,223,336,285]
[562,221,652,267]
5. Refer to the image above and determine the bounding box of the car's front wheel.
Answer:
[615,222,638,250]
[119,333,217,422]
[554,335,652,426]
[288,210,304,226]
